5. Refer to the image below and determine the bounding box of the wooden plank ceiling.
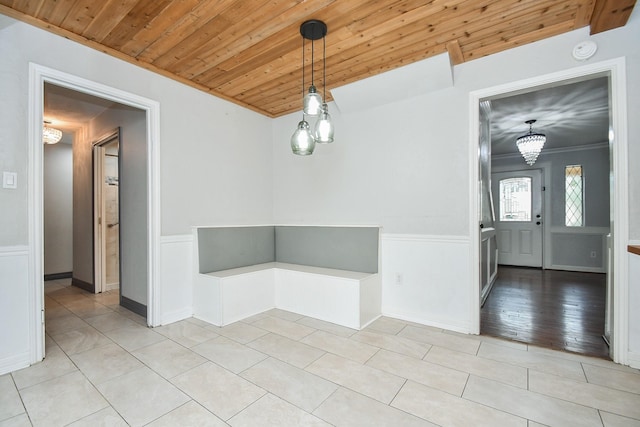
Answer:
[0,0,635,117]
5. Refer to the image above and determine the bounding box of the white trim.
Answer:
[547,265,606,273]
[381,309,471,334]
[492,141,609,160]
[273,223,383,228]
[28,64,44,365]
[193,224,383,229]
[0,351,31,375]
[628,352,640,370]
[469,57,629,363]
[609,57,629,365]
[29,63,162,366]
[160,308,194,325]
[147,95,162,328]
[548,226,610,234]
[381,234,470,244]
[0,246,29,256]
[161,235,194,244]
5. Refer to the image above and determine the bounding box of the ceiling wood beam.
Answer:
[590,0,637,34]
[446,39,465,65]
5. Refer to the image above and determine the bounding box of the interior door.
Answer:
[93,131,120,293]
[492,169,543,267]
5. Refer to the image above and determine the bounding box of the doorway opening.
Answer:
[480,76,611,359]
[29,64,161,364]
[469,58,630,365]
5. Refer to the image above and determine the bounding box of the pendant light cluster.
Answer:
[516,119,546,166]
[291,20,334,156]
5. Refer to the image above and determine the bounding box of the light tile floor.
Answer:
[2,278,640,426]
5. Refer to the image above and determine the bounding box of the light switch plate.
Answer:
[3,172,17,189]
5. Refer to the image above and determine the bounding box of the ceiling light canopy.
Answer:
[43,122,62,144]
[516,119,546,166]
[291,20,334,156]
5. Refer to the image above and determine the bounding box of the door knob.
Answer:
[536,221,541,225]
[536,214,541,218]
[480,223,484,229]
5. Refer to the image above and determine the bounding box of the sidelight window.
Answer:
[565,165,584,226]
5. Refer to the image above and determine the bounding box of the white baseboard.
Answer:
[626,351,640,369]
[0,351,30,376]
[382,307,471,334]
[548,264,606,274]
[159,308,193,326]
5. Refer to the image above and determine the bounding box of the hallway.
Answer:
[481,267,609,358]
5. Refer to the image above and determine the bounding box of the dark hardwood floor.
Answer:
[481,266,610,359]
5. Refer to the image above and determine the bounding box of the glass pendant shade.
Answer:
[291,120,315,155]
[314,103,334,143]
[516,120,545,166]
[303,85,323,116]
[43,126,62,144]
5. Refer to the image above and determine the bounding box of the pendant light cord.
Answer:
[322,34,326,101]
[301,35,305,118]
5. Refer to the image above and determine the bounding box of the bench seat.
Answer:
[194,262,381,329]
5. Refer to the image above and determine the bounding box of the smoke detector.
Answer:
[572,41,597,61]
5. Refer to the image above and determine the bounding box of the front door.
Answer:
[492,169,543,267]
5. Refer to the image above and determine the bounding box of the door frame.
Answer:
[27,63,161,364]
[93,129,121,294]
[468,57,629,364]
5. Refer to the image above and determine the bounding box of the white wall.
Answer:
[272,17,640,336]
[0,14,272,373]
[43,141,73,275]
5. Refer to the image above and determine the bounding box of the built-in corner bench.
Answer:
[193,226,381,330]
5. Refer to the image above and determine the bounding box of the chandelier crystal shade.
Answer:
[516,119,546,166]
[291,19,334,155]
[43,124,62,144]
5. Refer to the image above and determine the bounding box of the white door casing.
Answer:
[28,63,161,364]
[469,58,628,364]
[492,169,543,267]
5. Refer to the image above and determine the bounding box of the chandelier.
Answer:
[290,20,335,156]
[43,122,62,144]
[516,119,546,166]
